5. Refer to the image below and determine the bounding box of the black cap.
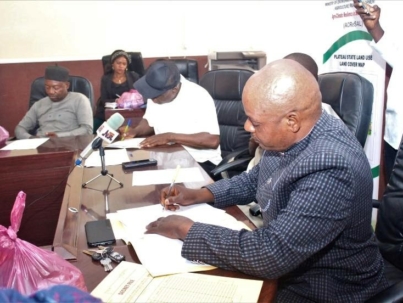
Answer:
[45,66,69,82]
[134,60,180,99]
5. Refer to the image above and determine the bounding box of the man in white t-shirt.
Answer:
[119,60,222,172]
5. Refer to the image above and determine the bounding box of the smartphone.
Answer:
[122,158,157,170]
[85,219,116,248]
[357,0,369,14]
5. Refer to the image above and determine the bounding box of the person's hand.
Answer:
[45,132,58,137]
[140,133,175,148]
[353,0,381,31]
[160,185,212,211]
[118,126,136,140]
[145,215,194,240]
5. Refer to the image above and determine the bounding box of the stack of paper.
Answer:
[1,138,48,150]
[112,203,251,277]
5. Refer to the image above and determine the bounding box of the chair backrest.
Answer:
[102,52,145,77]
[318,72,374,147]
[199,69,254,159]
[29,76,94,109]
[171,59,199,83]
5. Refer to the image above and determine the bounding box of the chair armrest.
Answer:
[218,148,251,166]
[373,199,380,209]
[211,157,252,176]
[365,280,403,303]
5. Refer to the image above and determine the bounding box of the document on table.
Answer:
[132,167,204,186]
[84,149,130,167]
[107,138,146,149]
[116,203,251,277]
[91,261,263,303]
[1,138,48,150]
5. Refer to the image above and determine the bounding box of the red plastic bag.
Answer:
[117,89,144,109]
[0,191,87,295]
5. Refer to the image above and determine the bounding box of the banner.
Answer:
[321,0,385,199]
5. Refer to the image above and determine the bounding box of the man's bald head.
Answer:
[242,59,322,151]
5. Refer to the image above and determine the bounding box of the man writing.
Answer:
[119,60,222,173]
[146,59,388,302]
[15,66,93,139]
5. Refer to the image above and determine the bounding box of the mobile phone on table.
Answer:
[122,158,157,170]
[85,219,116,248]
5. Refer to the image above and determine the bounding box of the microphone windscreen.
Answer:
[106,113,125,130]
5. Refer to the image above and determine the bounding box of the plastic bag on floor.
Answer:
[0,191,87,295]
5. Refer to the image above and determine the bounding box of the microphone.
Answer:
[75,113,125,166]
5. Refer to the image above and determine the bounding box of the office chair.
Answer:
[170,59,199,84]
[199,68,254,179]
[101,52,145,77]
[365,134,403,302]
[318,71,374,148]
[29,76,94,109]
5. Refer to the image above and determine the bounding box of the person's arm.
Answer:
[119,118,155,139]
[353,1,384,42]
[181,154,355,278]
[14,105,39,139]
[140,132,219,149]
[57,96,93,137]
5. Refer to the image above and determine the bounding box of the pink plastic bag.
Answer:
[117,89,144,109]
[0,191,87,295]
[0,126,9,148]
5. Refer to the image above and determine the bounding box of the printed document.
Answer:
[91,261,263,303]
[116,204,251,277]
[1,138,48,150]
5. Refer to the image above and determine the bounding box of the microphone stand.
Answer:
[82,140,123,189]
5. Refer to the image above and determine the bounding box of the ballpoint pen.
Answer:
[163,164,181,210]
[121,119,131,141]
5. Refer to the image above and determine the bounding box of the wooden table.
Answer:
[52,143,277,302]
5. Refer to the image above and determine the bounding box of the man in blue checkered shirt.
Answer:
[146,59,389,302]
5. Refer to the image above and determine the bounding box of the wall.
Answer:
[0,1,401,136]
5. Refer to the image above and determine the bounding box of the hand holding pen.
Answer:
[121,119,132,141]
[162,165,181,211]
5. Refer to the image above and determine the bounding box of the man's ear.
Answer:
[65,81,70,90]
[287,113,300,133]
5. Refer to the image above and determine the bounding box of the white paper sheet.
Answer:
[1,138,49,150]
[132,167,204,186]
[116,204,251,277]
[107,138,146,149]
[84,149,130,167]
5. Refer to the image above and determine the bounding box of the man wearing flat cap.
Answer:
[15,65,93,139]
[120,60,222,172]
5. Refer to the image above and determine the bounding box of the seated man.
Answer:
[15,66,93,139]
[146,59,389,302]
[120,60,222,172]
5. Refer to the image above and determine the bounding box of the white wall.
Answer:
[0,1,400,66]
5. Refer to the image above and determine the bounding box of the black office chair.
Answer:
[171,59,199,83]
[102,52,145,77]
[318,72,374,148]
[365,134,403,302]
[199,68,254,179]
[29,76,94,109]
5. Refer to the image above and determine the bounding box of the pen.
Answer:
[163,164,181,210]
[115,94,121,98]
[121,119,132,141]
